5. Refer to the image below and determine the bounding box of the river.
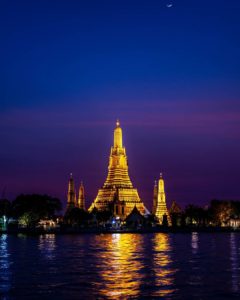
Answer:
[0,233,240,299]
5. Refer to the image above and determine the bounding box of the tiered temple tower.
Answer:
[66,174,86,211]
[78,181,85,210]
[67,173,77,209]
[152,180,158,216]
[89,120,147,219]
[153,173,171,225]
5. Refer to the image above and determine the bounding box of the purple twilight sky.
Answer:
[1,0,240,210]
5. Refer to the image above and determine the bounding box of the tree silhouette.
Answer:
[11,194,62,220]
[0,199,11,217]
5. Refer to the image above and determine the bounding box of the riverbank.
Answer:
[1,226,240,235]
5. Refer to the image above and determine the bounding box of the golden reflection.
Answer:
[95,233,144,299]
[153,233,176,297]
[38,234,56,260]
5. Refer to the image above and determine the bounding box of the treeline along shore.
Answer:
[1,194,240,234]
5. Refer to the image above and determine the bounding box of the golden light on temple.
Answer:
[89,121,147,219]
[152,173,171,225]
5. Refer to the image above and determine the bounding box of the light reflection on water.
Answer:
[95,233,144,298]
[92,233,176,299]
[230,233,239,292]
[38,234,56,260]
[191,232,199,254]
[1,233,240,299]
[152,233,176,297]
[0,234,11,295]
[189,232,203,288]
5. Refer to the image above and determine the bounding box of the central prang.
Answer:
[88,120,147,219]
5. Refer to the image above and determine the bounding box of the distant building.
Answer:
[169,200,182,214]
[66,174,86,211]
[228,216,240,229]
[125,206,145,228]
[169,200,182,226]
[37,219,60,231]
[0,215,7,231]
[152,173,171,225]
[152,180,158,216]
[78,182,85,210]
[67,173,77,210]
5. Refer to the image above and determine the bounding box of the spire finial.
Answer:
[114,120,122,148]
[160,172,163,178]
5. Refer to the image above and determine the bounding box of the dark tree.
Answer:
[144,213,156,227]
[0,199,11,217]
[162,214,168,227]
[64,207,90,226]
[170,212,179,227]
[208,199,235,226]
[95,210,112,223]
[11,194,62,220]
[185,204,206,226]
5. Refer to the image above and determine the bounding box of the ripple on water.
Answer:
[1,233,240,299]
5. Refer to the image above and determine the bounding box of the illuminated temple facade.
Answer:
[152,173,171,224]
[89,121,147,219]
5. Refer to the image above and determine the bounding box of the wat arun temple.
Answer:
[66,121,170,224]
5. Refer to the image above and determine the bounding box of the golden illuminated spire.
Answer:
[104,120,132,188]
[114,119,123,148]
[158,173,165,201]
[67,173,77,209]
[153,173,171,225]
[89,121,147,218]
[78,181,85,210]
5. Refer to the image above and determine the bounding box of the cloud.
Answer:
[1,99,240,139]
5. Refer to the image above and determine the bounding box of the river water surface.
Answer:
[0,233,240,299]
